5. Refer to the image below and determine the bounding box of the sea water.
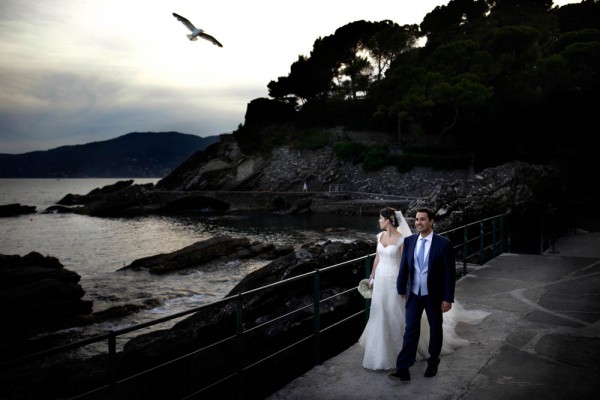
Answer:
[0,178,377,347]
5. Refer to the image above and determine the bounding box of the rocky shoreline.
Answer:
[0,162,560,346]
[0,153,567,399]
[0,237,374,399]
[0,203,36,217]
[37,159,563,240]
[1,159,562,342]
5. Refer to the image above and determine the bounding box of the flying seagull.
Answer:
[172,12,223,47]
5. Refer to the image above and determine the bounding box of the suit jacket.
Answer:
[397,232,456,304]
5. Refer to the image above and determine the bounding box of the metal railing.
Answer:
[1,213,510,400]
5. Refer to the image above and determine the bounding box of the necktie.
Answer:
[418,238,426,268]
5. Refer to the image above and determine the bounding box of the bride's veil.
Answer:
[395,210,412,238]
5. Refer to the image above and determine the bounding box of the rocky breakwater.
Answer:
[119,234,295,274]
[0,252,93,344]
[0,203,36,217]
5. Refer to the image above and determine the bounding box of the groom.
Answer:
[390,207,455,381]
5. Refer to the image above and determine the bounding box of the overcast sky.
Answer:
[0,1,578,154]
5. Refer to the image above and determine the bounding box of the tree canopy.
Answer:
[238,0,600,170]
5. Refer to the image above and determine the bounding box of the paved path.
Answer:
[267,231,600,400]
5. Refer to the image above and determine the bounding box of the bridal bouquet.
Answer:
[357,279,372,299]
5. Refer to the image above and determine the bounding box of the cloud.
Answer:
[0,68,254,153]
[12,0,575,153]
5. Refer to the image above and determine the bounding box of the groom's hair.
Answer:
[416,207,436,222]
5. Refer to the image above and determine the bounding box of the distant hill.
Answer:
[0,132,220,178]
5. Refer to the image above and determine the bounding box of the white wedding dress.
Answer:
[358,232,490,370]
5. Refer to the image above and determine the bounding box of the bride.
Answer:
[358,207,490,370]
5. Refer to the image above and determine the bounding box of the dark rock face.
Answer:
[155,133,472,196]
[119,235,294,274]
[405,160,562,253]
[118,239,374,399]
[0,252,93,340]
[0,203,36,217]
[42,134,562,229]
[155,135,247,191]
[0,240,375,400]
[49,180,157,217]
[57,179,136,206]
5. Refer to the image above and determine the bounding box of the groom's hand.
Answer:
[441,301,452,313]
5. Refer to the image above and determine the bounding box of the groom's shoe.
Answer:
[388,369,410,381]
[424,358,440,378]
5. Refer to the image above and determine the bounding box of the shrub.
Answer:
[290,129,330,150]
[363,146,397,171]
[333,141,367,163]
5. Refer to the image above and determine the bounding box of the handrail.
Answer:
[1,213,511,400]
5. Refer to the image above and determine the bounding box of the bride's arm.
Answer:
[370,251,380,288]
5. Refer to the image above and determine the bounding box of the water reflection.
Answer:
[3,192,381,359]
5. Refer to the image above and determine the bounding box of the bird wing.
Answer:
[172,13,196,32]
[199,32,223,47]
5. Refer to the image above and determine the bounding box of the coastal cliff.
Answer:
[44,131,563,238]
[155,133,472,197]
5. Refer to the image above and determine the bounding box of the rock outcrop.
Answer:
[155,133,471,196]
[0,252,93,341]
[404,160,562,253]
[408,161,562,230]
[0,203,36,217]
[0,239,375,400]
[117,239,374,398]
[43,158,562,244]
[48,180,158,216]
[119,235,294,274]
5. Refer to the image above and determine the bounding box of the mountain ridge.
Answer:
[0,131,220,178]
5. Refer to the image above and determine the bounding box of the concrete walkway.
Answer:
[267,231,600,400]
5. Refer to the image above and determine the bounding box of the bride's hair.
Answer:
[380,207,399,228]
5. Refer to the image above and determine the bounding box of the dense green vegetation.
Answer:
[234,0,599,175]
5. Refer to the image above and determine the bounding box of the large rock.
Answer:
[155,133,471,196]
[50,180,158,216]
[0,252,93,341]
[0,203,36,217]
[46,139,559,223]
[57,179,136,205]
[407,160,563,253]
[119,235,294,274]
[114,239,373,398]
[0,240,375,400]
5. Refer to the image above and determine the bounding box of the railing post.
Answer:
[236,293,244,400]
[365,255,372,279]
[463,226,468,276]
[492,218,497,257]
[108,330,117,399]
[479,221,484,265]
[500,215,505,254]
[540,212,545,255]
[313,269,321,366]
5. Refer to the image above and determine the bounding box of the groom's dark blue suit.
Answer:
[395,232,455,370]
